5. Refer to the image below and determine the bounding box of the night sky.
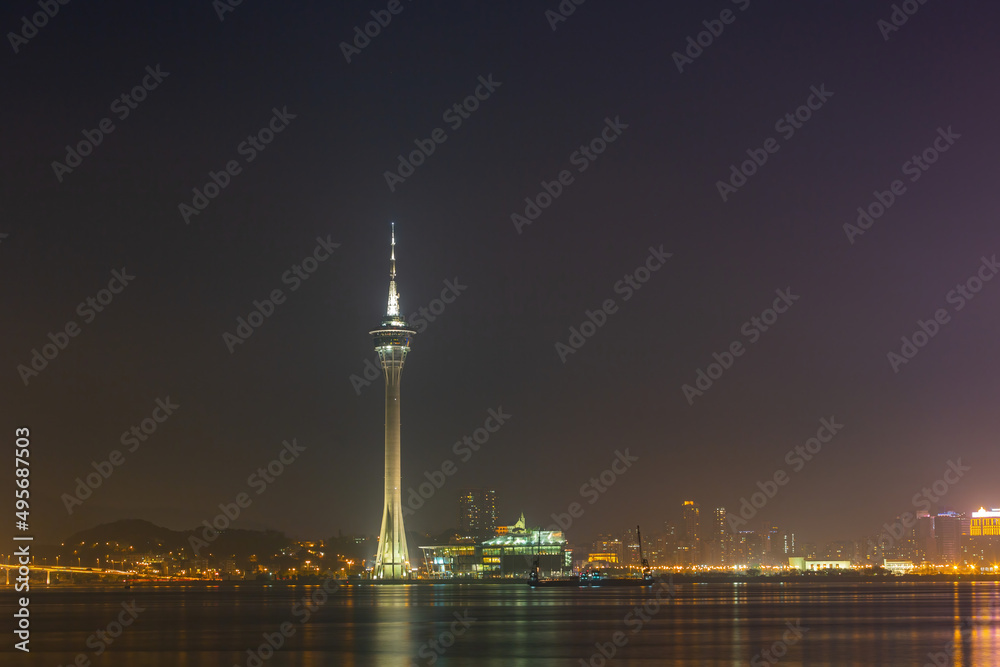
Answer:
[4,0,999,550]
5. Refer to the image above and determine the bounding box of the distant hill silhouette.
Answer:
[67,519,186,551]
[65,519,294,560]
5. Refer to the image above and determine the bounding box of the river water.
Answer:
[4,580,999,666]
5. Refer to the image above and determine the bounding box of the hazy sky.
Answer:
[4,1,999,550]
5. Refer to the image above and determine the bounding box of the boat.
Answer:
[527,532,581,586]
[576,525,654,587]
[578,571,652,587]
[529,524,655,587]
[529,576,581,587]
[527,531,543,587]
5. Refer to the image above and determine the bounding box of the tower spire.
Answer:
[386,222,400,317]
[390,221,396,278]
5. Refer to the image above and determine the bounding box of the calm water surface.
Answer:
[4,581,1000,666]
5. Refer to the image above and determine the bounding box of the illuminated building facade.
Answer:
[480,529,569,577]
[590,533,623,564]
[971,508,1000,536]
[371,224,417,580]
[969,508,1000,568]
[420,514,571,578]
[789,558,852,571]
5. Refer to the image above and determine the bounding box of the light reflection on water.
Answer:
[2,581,998,666]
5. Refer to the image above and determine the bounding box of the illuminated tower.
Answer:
[371,223,416,580]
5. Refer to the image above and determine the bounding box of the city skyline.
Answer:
[22,496,998,581]
[29,487,1000,572]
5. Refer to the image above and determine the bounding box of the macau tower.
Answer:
[370,223,416,580]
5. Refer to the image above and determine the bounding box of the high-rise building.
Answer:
[734,530,766,567]
[823,540,854,562]
[680,501,700,566]
[458,488,498,538]
[934,511,970,564]
[653,523,678,567]
[371,224,417,580]
[915,512,936,563]
[708,507,732,567]
[764,525,784,566]
[622,526,641,568]
[783,531,796,556]
[649,533,668,567]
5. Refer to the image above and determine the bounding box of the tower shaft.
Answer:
[374,346,409,579]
